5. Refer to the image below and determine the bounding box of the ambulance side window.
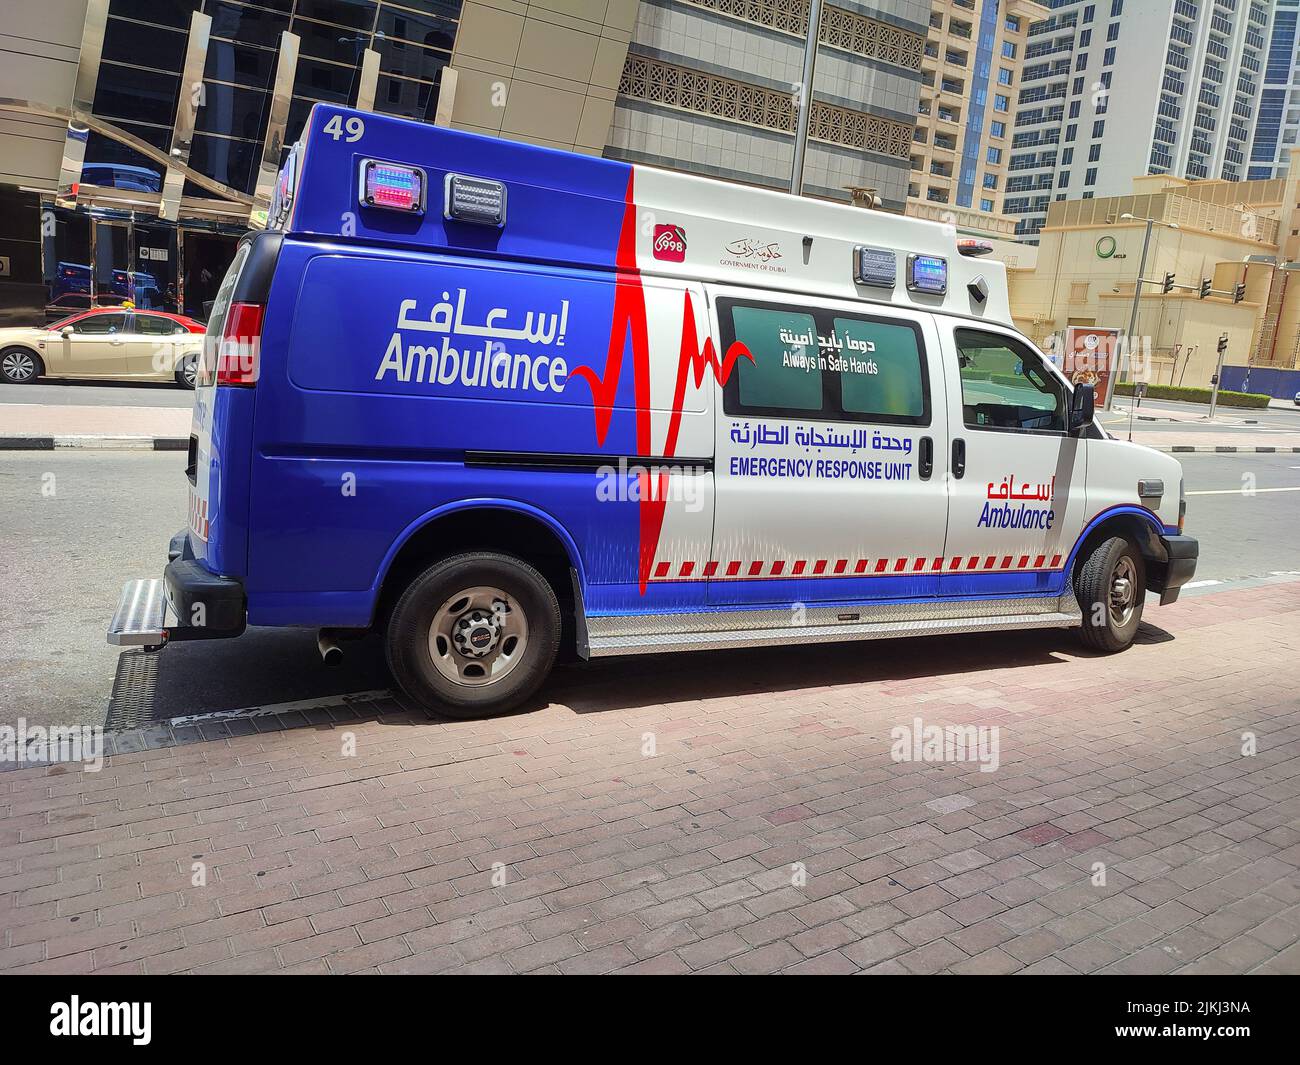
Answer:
[719,297,929,426]
[728,305,823,414]
[955,328,1064,434]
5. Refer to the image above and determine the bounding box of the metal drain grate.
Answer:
[105,649,161,731]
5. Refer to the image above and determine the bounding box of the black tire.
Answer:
[175,352,199,389]
[1075,535,1145,652]
[385,551,561,718]
[1,346,43,384]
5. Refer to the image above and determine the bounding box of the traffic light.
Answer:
[1199,277,1212,299]
[1232,282,1247,303]
[1162,272,1176,294]
[1217,334,1229,355]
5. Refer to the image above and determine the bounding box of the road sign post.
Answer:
[1208,333,1228,421]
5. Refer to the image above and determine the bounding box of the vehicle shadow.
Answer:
[542,621,1176,717]
[113,618,1177,728]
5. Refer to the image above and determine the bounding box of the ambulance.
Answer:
[107,104,1198,718]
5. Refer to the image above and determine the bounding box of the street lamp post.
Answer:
[790,0,824,195]
[1114,212,1179,411]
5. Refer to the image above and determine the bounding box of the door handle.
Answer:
[918,436,933,479]
[952,437,966,479]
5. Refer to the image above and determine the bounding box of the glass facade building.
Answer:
[6,0,460,325]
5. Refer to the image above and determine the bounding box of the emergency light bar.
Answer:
[359,159,426,214]
[957,238,995,257]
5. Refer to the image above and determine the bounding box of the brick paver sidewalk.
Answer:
[2,581,1298,974]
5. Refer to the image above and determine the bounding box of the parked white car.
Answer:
[0,307,207,388]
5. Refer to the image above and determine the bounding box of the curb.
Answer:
[1160,445,1300,454]
[0,435,187,451]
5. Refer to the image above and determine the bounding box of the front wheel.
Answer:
[385,552,561,718]
[1075,535,1145,652]
[1,347,43,384]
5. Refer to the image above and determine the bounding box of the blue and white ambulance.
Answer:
[108,104,1197,718]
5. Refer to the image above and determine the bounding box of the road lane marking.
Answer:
[1184,580,1222,589]
[1185,486,1300,495]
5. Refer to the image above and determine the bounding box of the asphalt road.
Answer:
[1102,396,1300,435]
[1,448,1297,731]
[0,380,195,407]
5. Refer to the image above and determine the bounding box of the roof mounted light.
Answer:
[906,254,947,295]
[359,159,426,214]
[444,173,507,227]
[957,238,994,257]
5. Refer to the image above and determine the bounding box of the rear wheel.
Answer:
[175,352,198,389]
[1,347,42,384]
[1075,535,1145,652]
[385,551,560,718]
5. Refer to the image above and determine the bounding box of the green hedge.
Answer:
[1114,383,1271,409]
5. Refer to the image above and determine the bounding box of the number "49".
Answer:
[323,114,365,142]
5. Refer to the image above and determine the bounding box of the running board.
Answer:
[107,578,172,648]
[586,610,1081,657]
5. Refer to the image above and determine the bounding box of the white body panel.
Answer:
[707,283,950,605]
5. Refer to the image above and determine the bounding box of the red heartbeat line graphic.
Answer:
[568,172,752,592]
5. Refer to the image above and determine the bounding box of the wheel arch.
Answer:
[1066,505,1167,583]
[372,499,585,637]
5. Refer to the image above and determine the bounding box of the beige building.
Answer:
[908,0,1048,215]
[448,0,640,156]
[1009,155,1300,391]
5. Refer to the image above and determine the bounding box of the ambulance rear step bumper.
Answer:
[108,579,171,647]
[107,562,247,648]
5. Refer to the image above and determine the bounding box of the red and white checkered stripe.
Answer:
[189,491,210,543]
[649,553,1064,581]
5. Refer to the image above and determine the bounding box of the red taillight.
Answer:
[216,302,263,387]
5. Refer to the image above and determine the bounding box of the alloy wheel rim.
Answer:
[427,585,528,687]
[3,351,35,381]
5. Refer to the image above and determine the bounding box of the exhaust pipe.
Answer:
[317,629,344,667]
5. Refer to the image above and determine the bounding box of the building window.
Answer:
[1107,22,1120,41]
[1066,123,1077,142]
[983,172,998,189]
[1006,15,1021,33]
[1069,100,1081,118]
[1079,29,1092,47]
[1092,120,1105,138]
[1062,147,1074,164]
[987,146,1003,163]
[1103,47,1116,65]
[994,94,1009,112]
[990,120,1005,138]
[1111,0,1123,15]
[1002,42,1017,59]
[1085,167,1098,185]
[998,68,1014,85]
[1088,143,1101,161]
[1076,53,1088,72]
[980,197,995,212]
[1058,170,1070,187]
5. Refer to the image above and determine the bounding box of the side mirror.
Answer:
[1069,383,1095,434]
[60,326,74,337]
